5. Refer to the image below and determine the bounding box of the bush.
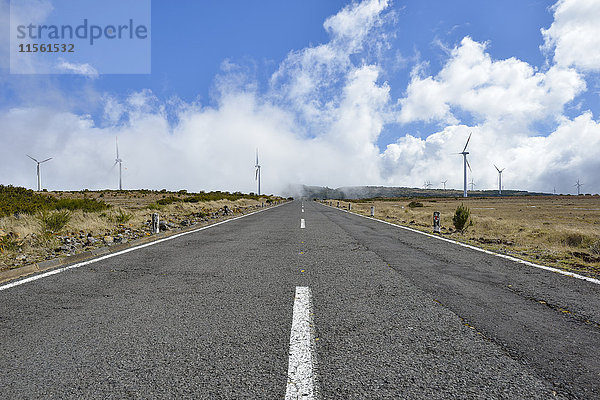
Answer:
[452,203,472,232]
[0,185,109,217]
[564,233,584,248]
[39,210,71,234]
[110,209,133,224]
[408,201,423,208]
[0,233,22,253]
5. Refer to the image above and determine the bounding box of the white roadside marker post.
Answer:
[151,213,160,234]
[433,211,441,234]
[371,206,375,217]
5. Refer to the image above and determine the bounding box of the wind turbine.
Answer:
[469,178,476,191]
[455,133,472,197]
[494,164,505,195]
[255,148,261,195]
[26,154,52,191]
[574,179,583,195]
[441,180,447,190]
[114,137,123,190]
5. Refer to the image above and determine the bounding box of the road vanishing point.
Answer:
[1,200,599,399]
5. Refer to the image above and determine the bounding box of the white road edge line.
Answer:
[0,202,289,292]
[321,203,600,286]
[286,286,317,400]
[300,218,306,229]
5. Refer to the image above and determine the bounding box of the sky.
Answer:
[1,0,599,195]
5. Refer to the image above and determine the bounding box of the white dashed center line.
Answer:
[285,286,317,400]
[300,218,305,229]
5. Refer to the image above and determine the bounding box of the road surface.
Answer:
[1,200,599,399]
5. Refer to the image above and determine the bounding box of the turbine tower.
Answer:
[114,137,123,190]
[574,179,583,195]
[255,148,261,195]
[441,180,447,190]
[455,133,472,197]
[494,164,505,195]
[26,154,52,191]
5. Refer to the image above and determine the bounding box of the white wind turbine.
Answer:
[26,154,52,191]
[255,148,261,195]
[494,164,505,195]
[574,179,583,195]
[441,180,448,190]
[114,137,123,190]
[455,133,472,197]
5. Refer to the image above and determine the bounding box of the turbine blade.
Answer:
[26,154,38,162]
[256,148,259,165]
[494,164,500,172]
[255,168,259,180]
[463,132,472,152]
[40,158,52,163]
[466,158,472,172]
[116,137,119,159]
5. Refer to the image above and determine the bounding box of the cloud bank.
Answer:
[1,0,599,195]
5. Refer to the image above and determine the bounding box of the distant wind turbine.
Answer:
[441,180,447,190]
[469,178,476,191]
[255,148,261,195]
[494,164,505,195]
[574,179,583,195]
[454,132,472,197]
[26,154,52,191]
[114,137,123,190]
[423,180,433,189]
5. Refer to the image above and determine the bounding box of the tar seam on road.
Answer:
[320,203,600,286]
[0,202,289,292]
[285,286,318,400]
[300,219,306,229]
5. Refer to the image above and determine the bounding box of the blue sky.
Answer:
[1,0,599,194]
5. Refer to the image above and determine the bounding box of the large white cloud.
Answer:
[542,0,600,72]
[399,37,586,125]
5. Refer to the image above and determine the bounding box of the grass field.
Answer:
[324,196,600,278]
[0,188,284,272]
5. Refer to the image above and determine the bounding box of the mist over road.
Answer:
[1,200,598,398]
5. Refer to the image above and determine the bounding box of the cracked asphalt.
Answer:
[1,200,598,398]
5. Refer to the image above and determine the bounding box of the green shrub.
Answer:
[408,201,423,208]
[0,185,109,217]
[563,233,587,248]
[110,209,133,224]
[0,233,22,253]
[452,203,472,232]
[39,210,71,234]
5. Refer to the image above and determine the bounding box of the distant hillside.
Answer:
[285,185,551,200]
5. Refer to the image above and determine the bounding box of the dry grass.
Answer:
[0,191,281,272]
[328,196,600,278]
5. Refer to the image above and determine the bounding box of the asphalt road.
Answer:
[1,200,599,399]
